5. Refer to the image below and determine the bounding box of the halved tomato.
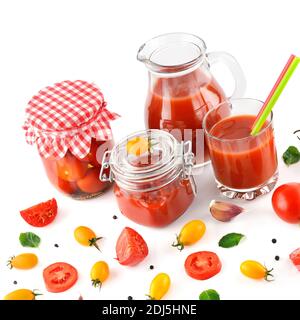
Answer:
[116,227,148,266]
[20,198,58,227]
[57,152,88,182]
[290,248,300,271]
[43,262,78,293]
[77,168,108,193]
[185,251,222,280]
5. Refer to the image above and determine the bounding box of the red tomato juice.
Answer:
[208,114,277,189]
[145,69,226,163]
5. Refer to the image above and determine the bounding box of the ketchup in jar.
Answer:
[100,130,196,227]
[23,80,119,199]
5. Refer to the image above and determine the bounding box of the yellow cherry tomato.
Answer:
[4,289,41,300]
[149,273,171,300]
[90,261,109,288]
[240,260,274,281]
[172,220,206,251]
[126,136,150,156]
[7,253,38,270]
[74,226,102,251]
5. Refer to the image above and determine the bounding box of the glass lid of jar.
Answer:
[109,129,181,181]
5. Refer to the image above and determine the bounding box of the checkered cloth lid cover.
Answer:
[23,80,120,159]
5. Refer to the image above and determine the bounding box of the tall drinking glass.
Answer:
[203,98,278,200]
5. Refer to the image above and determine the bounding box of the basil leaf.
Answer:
[218,233,244,248]
[19,232,41,248]
[199,289,220,300]
[283,146,300,165]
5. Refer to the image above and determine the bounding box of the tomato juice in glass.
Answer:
[203,98,278,200]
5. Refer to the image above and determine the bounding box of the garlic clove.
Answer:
[210,200,244,222]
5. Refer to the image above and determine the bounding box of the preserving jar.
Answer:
[23,80,119,199]
[100,130,196,227]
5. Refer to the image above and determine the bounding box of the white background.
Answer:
[0,0,300,300]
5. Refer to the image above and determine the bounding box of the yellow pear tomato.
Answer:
[74,226,102,251]
[90,261,110,288]
[240,260,274,281]
[148,273,171,300]
[4,289,41,300]
[172,220,206,251]
[7,253,38,270]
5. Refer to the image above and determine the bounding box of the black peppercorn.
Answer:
[113,215,118,220]
[128,296,133,300]
[275,255,280,261]
[272,239,277,244]
[149,265,154,270]
[54,244,59,248]
[13,281,17,285]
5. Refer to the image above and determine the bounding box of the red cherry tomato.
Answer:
[77,168,108,193]
[43,262,78,293]
[290,248,300,271]
[20,198,58,227]
[272,183,300,223]
[116,227,149,266]
[57,152,88,182]
[184,251,222,280]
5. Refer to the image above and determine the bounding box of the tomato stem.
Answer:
[171,235,184,251]
[91,279,102,290]
[264,266,274,282]
[89,237,103,251]
[32,289,43,298]
[7,256,15,269]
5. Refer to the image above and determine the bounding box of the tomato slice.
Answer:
[43,262,78,293]
[185,251,222,280]
[290,248,300,271]
[20,198,58,227]
[116,227,149,266]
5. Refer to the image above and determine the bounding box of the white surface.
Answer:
[0,0,300,300]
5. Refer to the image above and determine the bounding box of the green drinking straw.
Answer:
[251,55,300,136]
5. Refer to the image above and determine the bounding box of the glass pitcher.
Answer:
[137,32,246,166]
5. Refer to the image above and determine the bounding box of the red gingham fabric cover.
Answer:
[23,80,119,159]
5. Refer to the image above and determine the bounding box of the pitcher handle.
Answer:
[207,52,246,99]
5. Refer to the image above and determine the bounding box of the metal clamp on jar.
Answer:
[100,129,196,227]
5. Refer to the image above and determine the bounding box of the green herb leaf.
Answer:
[218,233,244,248]
[19,232,41,248]
[283,146,300,165]
[199,289,220,300]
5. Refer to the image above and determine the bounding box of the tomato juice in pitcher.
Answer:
[145,67,226,163]
[138,33,246,166]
